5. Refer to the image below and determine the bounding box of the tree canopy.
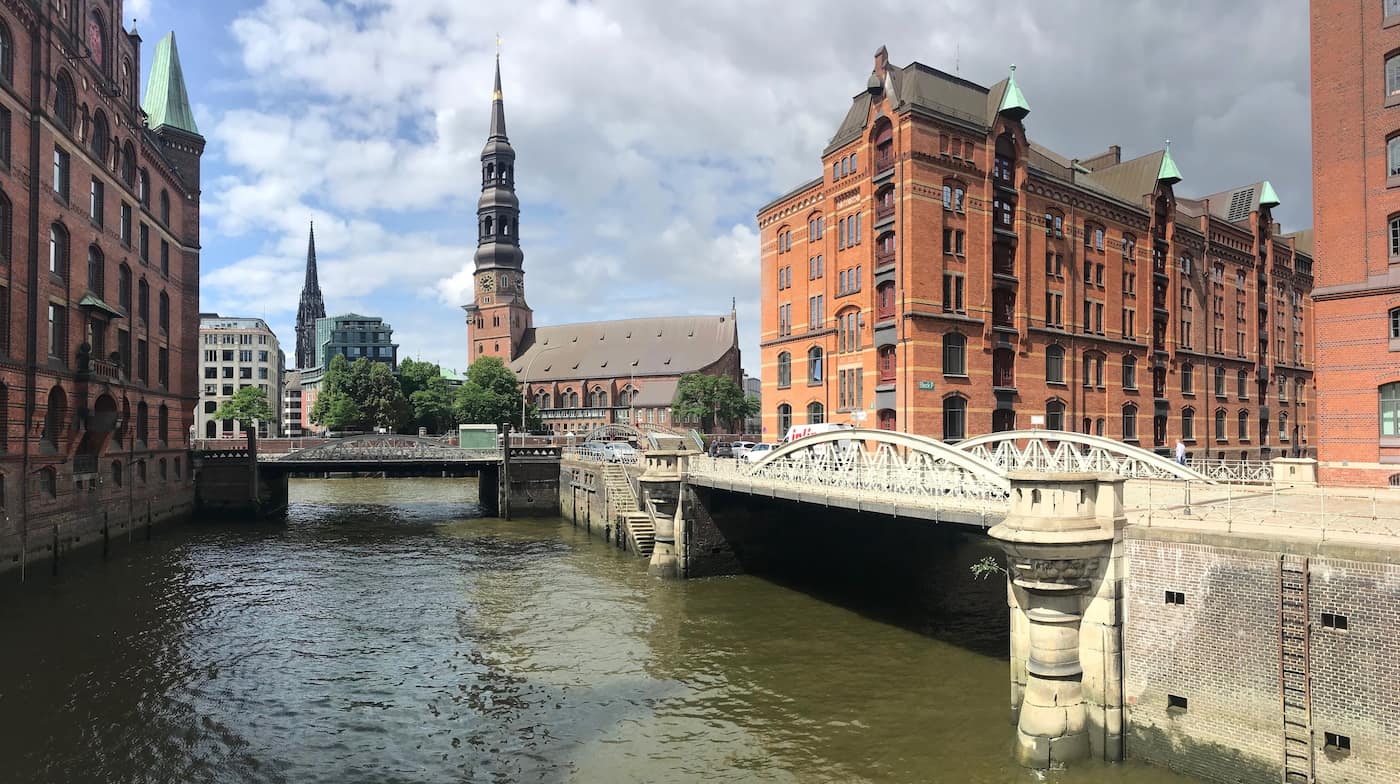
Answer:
[454,356,538,431]
[211,386,276,430]
[672,373,757,432]
[309,355,408,432]
[398,358,458,434]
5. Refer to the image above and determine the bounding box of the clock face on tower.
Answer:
[86,17,104,67]
[479,275,495,293]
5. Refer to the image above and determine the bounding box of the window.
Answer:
[118,264,132,312]
[776,403,792,434]
[1122,234,1136,260]
[1082,353,1104,388]
[139,169,149,205]
[53,145,70,200]
[807,346,823,384]
[1389,135,1400,178]
[1214,366,1226,397]
[1390,306,1400,345]
[1180,253,1193,275]
[89,177,104,226]
[1046,400,1065,431]
[139,223,149,263]
[806,401,824,425]
[0,21,11,84]
[1238,410,1250,441]
[49,223,68,277]
[1181,362,1194,394]
[1389,53,1400,98]
[1382,383,1400,437]
[160,190,171,225]
[1122,404,1139,440]
[1045,292,1063,327]
[138,279,149,322]
[1123,355,1138,389]
[1215,409,1227,442]
[91,110,110,162]
[942,274,965,313]
[0,106,10,167]
[777,352,791,388]
[1238,369,1249,398]
[943,396,967,440]
[47,303,67,359]
[1280,411,1290,441]
[54,70,76,129]
[1390,0,1400,18]
[120,202,132,247]
[159,291,169,331]
[943,332,966,376]
[121,142,136,185]
[1046,345,1064,384]
[160,240,169,277]
[87,245,103,295]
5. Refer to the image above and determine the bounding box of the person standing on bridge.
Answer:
[1174,439,1187,466]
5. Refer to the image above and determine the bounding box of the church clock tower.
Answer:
[464,53,532,362]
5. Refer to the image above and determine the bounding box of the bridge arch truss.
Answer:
[955,429,1213,483]
[272,434,495,463]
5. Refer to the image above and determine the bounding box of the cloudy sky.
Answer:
[133,0,1311,373]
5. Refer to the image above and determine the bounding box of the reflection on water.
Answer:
[0,478,1199,783]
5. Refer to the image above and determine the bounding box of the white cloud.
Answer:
[202,0,1310,371]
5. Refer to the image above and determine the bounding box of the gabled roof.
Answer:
[141,33,200,136]
[631,378,680,407]
[1202,181,1277,224]
[1079,150,1170,205]
[512,315,736,383]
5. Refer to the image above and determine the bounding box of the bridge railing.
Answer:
[562,446,641,465]
[1130,478,1400,543]
[1187,458,1274,485]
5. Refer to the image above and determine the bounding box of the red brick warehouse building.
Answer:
[1311,1,1400,486]
[759,47,1315,459]
[0,0,203,576]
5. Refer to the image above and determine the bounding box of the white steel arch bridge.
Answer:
[684,428,1214,526]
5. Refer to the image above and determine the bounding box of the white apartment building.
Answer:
[197,314,284,439]
[282,369,305,437]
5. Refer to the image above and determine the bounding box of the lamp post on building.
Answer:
[520,345,562,437]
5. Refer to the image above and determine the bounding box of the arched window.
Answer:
[1045,345,1064,384]
[1388,52,1400,98]
[54,70,76,129]
[49,223,68,276]
[91,110,110,163]
[39,467,56,498]
[1215,409,1227,441]
[1122,404,1139,440]
[158,404,169,445]
[568,390,579,408]
[118,263,132,311]
[1180,361,1195,394]
[1182,407,1196,441]
[807,346,823,383]
[158,291,169,331]
[1238,369,1249,398]
[1081,352,1105,388]
[111,460,123,487]
[1046,399,1065,431]
[536,391,550,409]
[877,345,896,383]
[1122,355,1138,389]
[1237,409,1249,440]
[943,332,966,376]
[138,278,149,321]
[1214,366,1226,397]
[777,351,791,388]
[0,21,12,84]
[42,386,67,451]
[777,403,792,434]
[943,396,967,440]
[121,142,136,185]
[159,190,170,225]
[136,401,148,444]
[993,346,1015,388]
[994,132,1016,185]
[88,11,106,69]
[86,245,103,295]
[139,169,149,204]
[1279,411,1290,441]
[807,211,824,241]
[1121,233,1136,260]
[806,401,824,425]
[942,179,965,212]
[136,460,146,483]
[1044,209,1064,238]
[876,281,895,320]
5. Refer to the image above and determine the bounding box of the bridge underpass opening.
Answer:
[699,487,1008,658]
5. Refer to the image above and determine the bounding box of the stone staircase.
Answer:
[602,463,654,556]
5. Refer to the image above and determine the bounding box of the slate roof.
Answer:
[631,378,680,407]
[1079,150,1170,205]
[511,315,736,383]
[1201,181,1280,224]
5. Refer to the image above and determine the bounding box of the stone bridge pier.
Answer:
[989,471,1125,770]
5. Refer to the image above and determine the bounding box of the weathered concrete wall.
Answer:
[680,484,743,578]
[194,458,288,518]
[1124,527,1400,784]
[0,449,196,581]
[506,456,560,517]
[559,459,641,549]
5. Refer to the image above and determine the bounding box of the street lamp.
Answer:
[520,344,562,436]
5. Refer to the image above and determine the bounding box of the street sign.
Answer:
[851,410,868,424]
[917,380,935,391]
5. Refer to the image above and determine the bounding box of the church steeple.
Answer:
[295,222,327,369]
[464,51,532,363]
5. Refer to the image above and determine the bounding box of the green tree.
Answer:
[454,356,539,430]
[364,361,409,431]
[672,373,758,433]
[397,358,458,434]
[211,386,276,431]
[309,354,358,431]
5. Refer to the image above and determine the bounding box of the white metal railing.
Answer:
[1128,479,1400,543]
[562,446,641,465]
[1187,458,1274,485]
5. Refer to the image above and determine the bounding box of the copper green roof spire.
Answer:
[998,64,1030,120]
[142,32,200,136]
[1258,180,1280,208]
[1157,139,1182,185]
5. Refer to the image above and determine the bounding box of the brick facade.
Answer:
[1124,530,1400,783]
[1311,1,1400,486]
[759,48,1314,457]
[0,1,201,576]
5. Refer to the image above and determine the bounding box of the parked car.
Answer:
[709,441,734,458]
[730,441,757,458]
[745,443,777,463]
[600,442,639,462]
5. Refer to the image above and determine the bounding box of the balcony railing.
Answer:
[875,248,895,267]
[875,153,895,172]
[875,202,894,221]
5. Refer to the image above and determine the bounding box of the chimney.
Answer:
[1108,145,1121,164]
[874,46,889,78]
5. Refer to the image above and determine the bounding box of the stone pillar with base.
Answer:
[641,437,692,579]
[989,471,1126,769]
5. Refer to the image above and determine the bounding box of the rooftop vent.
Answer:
[1226,188,1254,223]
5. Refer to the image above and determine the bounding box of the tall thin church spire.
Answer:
[295,221,327,369]
[489,52,508,142]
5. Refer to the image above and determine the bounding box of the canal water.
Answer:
[0,478,1200,784]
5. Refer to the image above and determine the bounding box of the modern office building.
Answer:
[758,47,1314,459]
[0,6,205,573]
[1311,2,1400,485]
[196,315,283,438]
[313,313,399,370]
[462,56,741,434]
